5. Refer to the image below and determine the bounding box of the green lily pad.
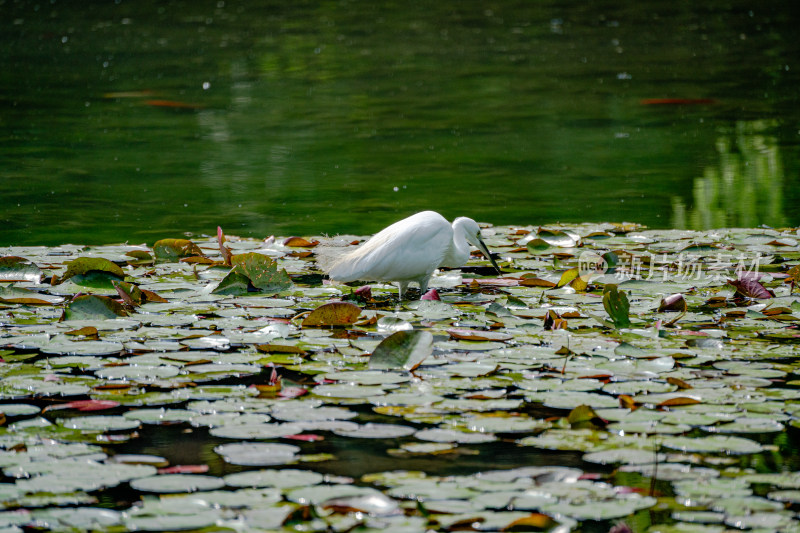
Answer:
[57,257,125,285]
[152,239,206,262]
[129,474,226,494]
[214,442,300,465]
[62,295,129,320]
[369,330,433,371]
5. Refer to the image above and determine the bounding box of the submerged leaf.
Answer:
[369,330,433,371]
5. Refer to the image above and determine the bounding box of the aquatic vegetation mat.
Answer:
[1,222,800,531]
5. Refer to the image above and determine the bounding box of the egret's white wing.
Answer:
[328,211,451,284]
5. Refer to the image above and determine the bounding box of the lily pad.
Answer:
[129,474,226,494]
[368,330,433,371]
[301,301,361,327]
[0,256,43,283]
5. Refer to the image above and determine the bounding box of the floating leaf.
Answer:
[113,280,167,306]
[567,404,605,430]
[62,294,129,320]
[45,400,120,412]
[602,284,631,328]
[255,344,308,355]
[446,328,511,342]
[214,442,300,466]
[217,226,234,266]
[0,285,63,305]
[152,238,205,262]
[519,277,556,287]
[501,513,558,532]
[130,474,225,494]
[526,238,552,253]
[284,236,319,247]
[536,228,580,248]
[0,256,43,283]
[65,326,99,338]
[214,252,292,295]
[57,257,125,286]
[556,267,579,288]
[543,310,568,331]
[322,492,399,516]
[658,396,701,407]
[302,301,361,327]
[728,274,773,299]
[369,330,433,371]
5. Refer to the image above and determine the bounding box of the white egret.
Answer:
[323,211,501,299]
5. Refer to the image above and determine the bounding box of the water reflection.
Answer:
[672,120,786,230]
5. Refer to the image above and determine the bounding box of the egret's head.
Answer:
[455,217,501,275]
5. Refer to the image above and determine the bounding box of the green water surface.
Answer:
[1,0,798,245]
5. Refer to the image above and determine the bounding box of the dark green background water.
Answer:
[2,0,798,246]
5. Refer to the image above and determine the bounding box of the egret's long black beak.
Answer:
[476,236,502,275]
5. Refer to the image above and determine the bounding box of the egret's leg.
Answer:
[418,277,429,296]
[398,282,408,300]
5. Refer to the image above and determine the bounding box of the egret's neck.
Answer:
[442,218,472,267]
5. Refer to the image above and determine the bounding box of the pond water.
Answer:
[1,0,799,246]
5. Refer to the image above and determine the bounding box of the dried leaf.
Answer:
[543,310,568,331]
[658,397,701,407]
[218,226,234,266]
[519,278,556,288]
[666,377,693,390]
[255,344,308,355]
[283,236,319,247]
[65,326,99,339]
[619,395,637,410]
[502,513,558,532]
